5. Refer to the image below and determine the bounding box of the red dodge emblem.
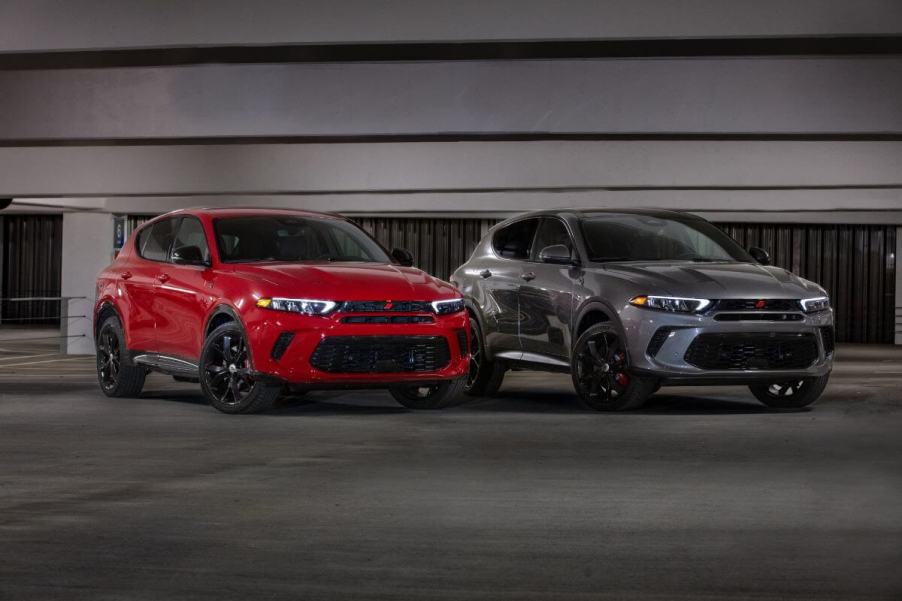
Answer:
[384,301,393,310]
[755,299,766,310]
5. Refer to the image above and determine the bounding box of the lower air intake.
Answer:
[270,332,295,360]
[684,333,818,370]
[456,329,468,358]
[310,336,450,373]
[820,326,835,355]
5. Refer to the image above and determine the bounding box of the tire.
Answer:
[96,315,146,398]
[749,373,830,409]
[199,322,281,414]
[464,316,506,397]
[571,323,657,411]
[389,378,466,410]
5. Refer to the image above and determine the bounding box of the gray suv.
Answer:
[451,209,834,411]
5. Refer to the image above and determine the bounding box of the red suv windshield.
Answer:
[214,216,391,263]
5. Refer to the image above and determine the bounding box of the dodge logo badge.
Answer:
[755,299,766,310]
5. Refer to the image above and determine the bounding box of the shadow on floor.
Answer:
[8,377,801,417]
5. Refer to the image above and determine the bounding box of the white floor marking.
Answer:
[0,357,93,368]
[0,353,60,363]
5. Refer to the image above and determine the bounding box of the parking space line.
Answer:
[0,353,61,363]
[0,357,94,368]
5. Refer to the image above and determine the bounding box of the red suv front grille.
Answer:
[338,301,432,313]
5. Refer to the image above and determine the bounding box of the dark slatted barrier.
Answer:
[718,223,896,344]
[1,215,63,324]
[355,217,497,282]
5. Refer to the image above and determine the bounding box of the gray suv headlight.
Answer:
[801,296,830,313]
[630,295,711,313]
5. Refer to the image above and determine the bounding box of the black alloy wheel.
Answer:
[200,323,281,414]
[95,315,146,397]
[204,331,253,406]
[571,323,656,411]
[97,326,121,391]
[749,374,830,409]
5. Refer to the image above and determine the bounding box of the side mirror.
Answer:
[391,247,414,267]
[172,245,208,266]
[539,244,575,265]
[748,246,771,266]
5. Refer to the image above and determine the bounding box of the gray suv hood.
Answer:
[598,261,825,299]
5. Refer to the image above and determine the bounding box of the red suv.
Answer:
[94,208,470,413]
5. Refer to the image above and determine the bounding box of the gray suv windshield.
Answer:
[580,214,752,263]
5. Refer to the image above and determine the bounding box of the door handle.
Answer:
[479,269,492,279]
[120,271,133,280]
[521,272,536,282]
[156,273,170,283]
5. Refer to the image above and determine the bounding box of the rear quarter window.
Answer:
[136,218,179,262]
[492,219,539,260]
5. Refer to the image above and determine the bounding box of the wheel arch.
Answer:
[463,298,486,333]
[573,300,626,341]
[204,304,243,339]
[94,300,122,341]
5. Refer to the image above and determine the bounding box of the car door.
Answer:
[518,217,578,363]
[121,220,172,352]
[153,216,215,362]
[479,218,539,358]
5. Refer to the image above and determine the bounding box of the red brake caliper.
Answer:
[613,351,629,387]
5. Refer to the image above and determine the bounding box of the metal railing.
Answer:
[0,297,88,353]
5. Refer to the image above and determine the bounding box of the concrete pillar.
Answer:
[61,212,111,354]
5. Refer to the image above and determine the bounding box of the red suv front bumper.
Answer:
[243,306,470,385]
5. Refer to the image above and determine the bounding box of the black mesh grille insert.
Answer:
[684,333,818,370]
[338,301,432,313]
[820,326,835,354]
[713,299,802,311]
[310,336,450,373]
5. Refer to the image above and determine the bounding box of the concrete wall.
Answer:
[2,141,901,209]
[3,58,902,140]
[2,0,900,51]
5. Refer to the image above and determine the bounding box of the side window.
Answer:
[492,219,539,260]
[137,218,179,262]
[171,217,211,263]
[531,218,573,259]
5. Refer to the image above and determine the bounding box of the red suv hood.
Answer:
[230,262,458,301]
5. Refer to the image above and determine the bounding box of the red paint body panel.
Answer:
[95,208,469,385]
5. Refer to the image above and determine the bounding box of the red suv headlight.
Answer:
[431,299,465,315]
[257,298,337,316]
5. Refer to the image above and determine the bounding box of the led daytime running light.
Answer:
[630,295,711,313]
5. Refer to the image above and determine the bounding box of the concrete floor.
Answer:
[1,340,901,600]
